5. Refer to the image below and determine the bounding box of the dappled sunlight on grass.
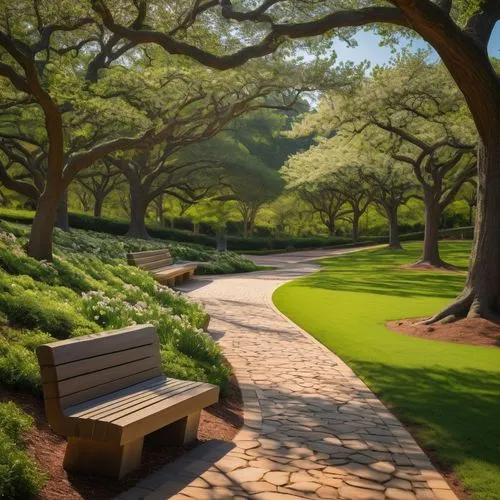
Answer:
[273,241,500,499]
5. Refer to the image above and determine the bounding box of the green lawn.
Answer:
[273,241,500,500]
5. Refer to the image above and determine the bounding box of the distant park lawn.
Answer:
[273,241,500,500]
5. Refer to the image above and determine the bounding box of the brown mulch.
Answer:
[0,375,243,500]
[398,262,462,272]
[387,317,500,348]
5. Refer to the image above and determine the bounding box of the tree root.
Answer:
[420,291,474,325]
[411,258,457,271]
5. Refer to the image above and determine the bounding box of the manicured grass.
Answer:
[273,242,500,500]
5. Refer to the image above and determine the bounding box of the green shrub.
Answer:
[0,402,34,443]
[160,346,230,395]
[0,246,58,285]
[0,339,41,395]
[0,292,97,339]
[3,330,56,352]
[0,403,45,499]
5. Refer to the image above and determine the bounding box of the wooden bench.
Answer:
[127,249,197,287]
[36,324,219,479]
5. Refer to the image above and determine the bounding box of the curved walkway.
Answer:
[119,248,457,500]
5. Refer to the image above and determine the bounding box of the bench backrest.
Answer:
[127,249,173,271]
[36,325,163,421]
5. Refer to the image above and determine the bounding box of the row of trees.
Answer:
[284,54,477,266]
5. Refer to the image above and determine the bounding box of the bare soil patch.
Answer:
[388,317,500,348]
[0,374,243,500]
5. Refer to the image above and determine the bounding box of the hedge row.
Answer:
[0,209,473,252]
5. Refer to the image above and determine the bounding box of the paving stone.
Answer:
[228,466,267,483]
[252,493,305,500]
[369,461,396,474]
[201,471,233,487]
[427,479,451,490]
[287,481,321,493]
[323,466,348,476]
[432,490,458,500]
[248,458,298,472]
[291,459,325,470]
[214,456,247,473]
[237,440,260,450]
[241,481,277,493]
[344,476,385,491]
[317,485,339,498]
[339,484,385,499]
[344,463,391,482]
[263,471,289,486]
[386,478,413,490]
[415,490,437,500]
[385,488,418,500]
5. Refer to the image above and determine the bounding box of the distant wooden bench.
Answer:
[36,325,219,479]
[127,249,197,287]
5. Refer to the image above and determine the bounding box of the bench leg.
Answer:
[63,436,144,479]
[149,411,201,446]
[175,274,185,286]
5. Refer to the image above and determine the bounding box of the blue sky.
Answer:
[333,22,500,67]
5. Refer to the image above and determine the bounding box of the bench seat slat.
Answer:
[101,381,202,423]
[75,379,191,420]
[135,258,174,272]
[154,264,196,278]
[113,383,219,444]
[67,376,167,417]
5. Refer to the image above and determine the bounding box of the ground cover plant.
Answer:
[0,401,45,499]
[0,220,232,393]
[273,241,500,500]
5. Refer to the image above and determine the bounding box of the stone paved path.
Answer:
[118,248,458,500]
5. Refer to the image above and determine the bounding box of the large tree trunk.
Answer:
[352,212,360,243]
[126,185,150,239]
[93,195,104,218]
[55,189,70,232]
[242,216,249,238]
[325,219,335,237]
[154,194,165,226]
[27,188,61,261]
[418,189,444,266]
[386,205,402,250]
[427,139,500,322]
